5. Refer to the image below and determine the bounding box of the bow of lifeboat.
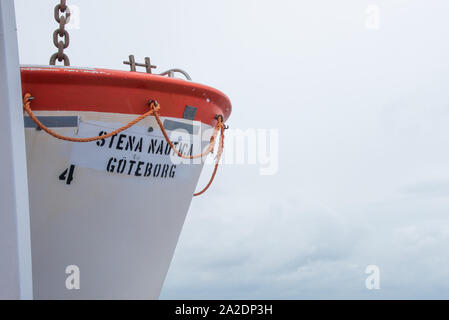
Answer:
[20,66,231,299]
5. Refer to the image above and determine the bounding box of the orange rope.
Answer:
[149,102,223,160]
[149,101,226,196]
[193,124,225,197]
[23,93,226,197]
[23,93,159,143]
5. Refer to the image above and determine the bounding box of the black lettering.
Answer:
[127,160,136,175]
[144,163,153,177]
[135,161,144,176]
[172,142,179,156]
[116,134,126,150]
[161,164,169,178]
[169,165,176,178]
[96,131,107,147]
[165,142,172,155]
[59,165,76,185]
[117,159,126,173]
[108,134,117,149]
[178,143,186,156]
[125,136,135,151]
[135,138,143,153]
[153,164,162,177]
[107,157,117,172]
[156,141,164,155]
[148,139,158,154]
[59,168,68,181]
[66,165,75,185]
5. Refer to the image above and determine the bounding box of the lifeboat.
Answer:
[21,65,231,299]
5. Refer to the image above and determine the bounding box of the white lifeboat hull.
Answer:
[25,110,208,299]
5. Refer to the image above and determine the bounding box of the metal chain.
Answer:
[50,0,71,66]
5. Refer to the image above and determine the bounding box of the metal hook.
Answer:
[215,115,228,129]
[158,69,192,81]
[148,100,159,108]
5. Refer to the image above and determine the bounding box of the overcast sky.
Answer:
[14,0,449,299]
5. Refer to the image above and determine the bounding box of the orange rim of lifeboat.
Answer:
[20,66,232,127]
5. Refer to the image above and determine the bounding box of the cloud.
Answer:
[401,180,449,198]
[162,181,449,299]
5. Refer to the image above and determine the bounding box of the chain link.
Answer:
[50,0,71,66]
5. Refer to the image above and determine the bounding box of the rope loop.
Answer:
[23,93,156,143]
[148,99,226,196]
[23,93,226,196]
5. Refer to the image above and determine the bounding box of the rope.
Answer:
[193,125,225,197]
[23,93,226,197]
[148,101,226,196]
[149,101,223,160]
[23,93,158,143]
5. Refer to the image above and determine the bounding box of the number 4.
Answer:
[59,165,75,185]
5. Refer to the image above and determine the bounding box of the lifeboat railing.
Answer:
[157,69,192,81]
[123,55,192,81]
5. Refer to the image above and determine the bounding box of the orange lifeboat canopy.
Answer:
[20,66,232,127]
